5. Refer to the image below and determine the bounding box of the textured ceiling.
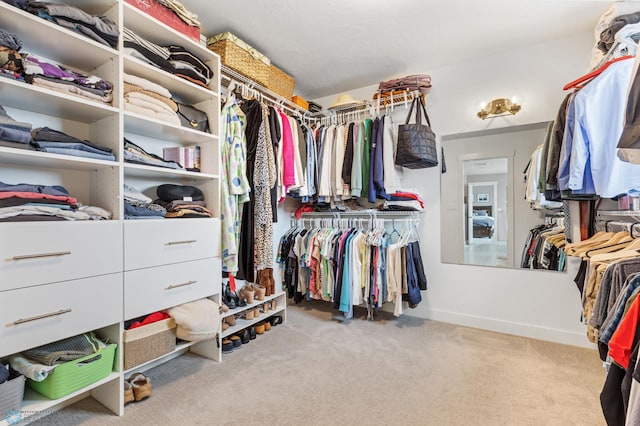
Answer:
[181,0,610,99]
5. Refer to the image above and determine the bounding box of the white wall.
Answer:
[286,32,597,347]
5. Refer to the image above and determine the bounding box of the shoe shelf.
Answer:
[221,293,287,339]
[0,372,121,426]
[220,291,284,320]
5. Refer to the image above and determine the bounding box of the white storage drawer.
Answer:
[0,273,122,357]
[123,218,220,271]
[124,257,220,320]
[0,221,122,291]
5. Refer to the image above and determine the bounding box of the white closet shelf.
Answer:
[0,146,118,171]
[0,79,118,122]
[0,2,118,72]
[221,292,285,320]
[123,163,218,180]
[123,3,217,65]
[0,372,120,426]
[124,57,218,104]
[221,306,286,339]
[123,340,204,375]
[124,111,218,144]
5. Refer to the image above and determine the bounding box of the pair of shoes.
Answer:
[222,338,234,353]
[238,329,250,344]
[258,320,271,332]
[229,335,242,349]
[238,286,255,304]
[245,309,255,320]
[126,373,152,402]
[255,323,266,335]
[256,269,276,297]
[269,316,283,327]
[222,282,247,309]
[124,381,134,405]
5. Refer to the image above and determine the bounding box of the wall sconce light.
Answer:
[477,98,522,120]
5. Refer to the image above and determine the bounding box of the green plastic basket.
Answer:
[27,344,116,400]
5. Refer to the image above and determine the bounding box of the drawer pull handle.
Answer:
[165,280,196,290]
[10,251,71,261]
[13,308,72,325]
[165,240,197,246]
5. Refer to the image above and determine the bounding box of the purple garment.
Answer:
[23,54,112,93]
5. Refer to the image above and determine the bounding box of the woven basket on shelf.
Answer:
[268,64,295,99]
[207,32,270,87]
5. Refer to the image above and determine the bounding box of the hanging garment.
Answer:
[220,97,250,273]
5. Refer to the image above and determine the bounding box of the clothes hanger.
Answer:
[564,231,614,253]
[562,55,634,90]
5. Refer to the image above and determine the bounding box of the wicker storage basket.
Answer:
[268,65,295,99]
[207,32,270,87]
[291,95,309,111]
[123,318,176,370]
[27,344,116,400]
[0,374,25,415]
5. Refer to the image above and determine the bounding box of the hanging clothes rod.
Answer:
[220,65,311,119]
[297,210,421,218]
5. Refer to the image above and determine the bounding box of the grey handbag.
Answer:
[395,96,438,169]
[176,103,210,133]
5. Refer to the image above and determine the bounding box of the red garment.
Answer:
[294,204,314,219]
[228,274,236,292]
[278,109,295,188]
[128,311,170,329]
[0,191,78,207]
[608,296,640,369]
[392,191,425,208]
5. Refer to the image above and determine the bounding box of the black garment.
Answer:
[546,93,572,189]
[618,48,640,152]
[123,40,174,73]
[574,260,588,295]
[410,240,427,290]
[2,0,27,10]
[268,106,280,222]
[342,122,355,188]
[236,100,261,283]
[601,363,627,426]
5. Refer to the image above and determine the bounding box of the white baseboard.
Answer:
[420,308,595,349]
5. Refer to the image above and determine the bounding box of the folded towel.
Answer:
[9,355,57,381]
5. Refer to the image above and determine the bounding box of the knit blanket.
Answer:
[23,332,106,366]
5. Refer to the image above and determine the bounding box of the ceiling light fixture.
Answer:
[477,98,521,120]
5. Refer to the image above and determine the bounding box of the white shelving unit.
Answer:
[0,1,222,424]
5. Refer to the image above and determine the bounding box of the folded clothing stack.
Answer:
[123,27,212,89]
[123,72,180,125]
[157,0,201,28]
[123,183,166,219]
[32,126,115,161]
[0,28,24,81]
[123,138,182,170]
[168,299,219,342]
[27,2,119,49]
[0,180,111,221]
[154,183,212,218]
[0,104,32,149]
[23,53,113,104]
[1,0,27,10]
[382,191,425,212]
[167,45,212,88]
[9,332,107,382]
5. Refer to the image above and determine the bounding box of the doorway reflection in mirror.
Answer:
[464,158,508,267]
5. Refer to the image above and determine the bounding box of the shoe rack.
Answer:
[220,292,287,345]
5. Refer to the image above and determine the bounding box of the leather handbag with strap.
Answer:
[176,103,210,133]
[395,96,438,169]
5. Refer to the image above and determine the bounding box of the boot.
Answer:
[258,269,271,297]
[265,267,275,296]
[254,270,268,299]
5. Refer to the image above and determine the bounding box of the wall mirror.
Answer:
[440,122,565,271]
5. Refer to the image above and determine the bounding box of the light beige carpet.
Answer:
[31,303,606,426]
